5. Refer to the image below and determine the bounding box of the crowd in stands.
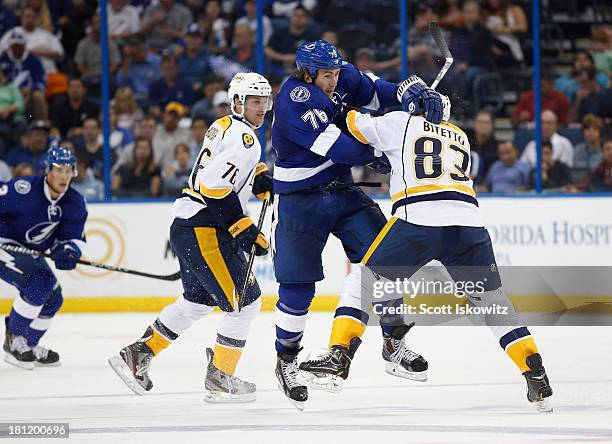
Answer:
[0,0,609,200]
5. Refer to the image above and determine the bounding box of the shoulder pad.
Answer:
[207,115,233,140]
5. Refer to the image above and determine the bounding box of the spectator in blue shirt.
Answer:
[483,141,531,194]
[115,35,161,106]
[148,52,194,116]
[0,5,17,38]
[178,23,210,98]
[0,29,47,120]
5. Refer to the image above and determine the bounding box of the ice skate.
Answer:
[298,337,362,393]
[523,353,553,413]
[383,324,428,382]
[276,350,308,411]
[108,328,155,395]
[33,345,60,367]
[204,348,256,403]
[3,317,35,370]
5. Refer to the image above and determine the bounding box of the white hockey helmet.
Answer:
[228,72,273,128]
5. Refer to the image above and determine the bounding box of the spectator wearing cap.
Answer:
[0,68,25,156]
[107,0,141,41]
[6,120,50,174]
[528,140,572,190]
[0,29,47,120]
[178,23,210,97]
[190,74,224,121]
[0,6,64,75]
[211,91,230,120]
[235,0,273,46]
[512,68,570,127]
[147,53,194,116]
[573,114,604,176]
[140,0,193,51]
[482,141,530,194]
[152,102,190,168]
[521,110,574,167]
[265,5,319,74]
[554,52,609,102]
[115,35,162,105]
[74,14,121,87]
[569,67,612,123]
[50,77,99,137]
[71,150,104,200]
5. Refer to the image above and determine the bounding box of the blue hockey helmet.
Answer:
[295,40,342,77]
[45,146,77,177]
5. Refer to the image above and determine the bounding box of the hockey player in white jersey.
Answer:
[300,77,553,412]
[109,73,273,403]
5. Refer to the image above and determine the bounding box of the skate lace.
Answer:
[33,345,49,360]
[282,359,301,390]
[135,353,152,377]
[12,336,31,354]
[390,338,420,364]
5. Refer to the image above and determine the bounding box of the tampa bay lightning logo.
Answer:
[290,86,310,103]
[25,222,60,245]
[14,179,31,194]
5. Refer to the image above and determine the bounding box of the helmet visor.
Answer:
[244,95,273,113]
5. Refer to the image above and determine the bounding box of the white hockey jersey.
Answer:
[346,110,483,227]
[171,115,262,222]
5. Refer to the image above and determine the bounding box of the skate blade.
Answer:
[298,370,343,393]
[276,380,305,412]
[204,391,256,404]
[4,353,34,370]
[34,361,61,367]
[535,398,553,413]
[107,355,148,396]
[385,362,428,382]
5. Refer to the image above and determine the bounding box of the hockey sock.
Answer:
[213,335,245,375]
[275,283,314,353]
[145,319,178,356]
[499,327,539,373]
[329,267,370,348]
[25,317,54,347]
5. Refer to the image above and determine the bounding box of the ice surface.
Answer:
[1,313,611,443]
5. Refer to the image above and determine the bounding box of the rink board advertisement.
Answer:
[0,197,611,313]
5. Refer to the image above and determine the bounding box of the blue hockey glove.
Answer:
[397,76,444,124]
[51,241,81,270]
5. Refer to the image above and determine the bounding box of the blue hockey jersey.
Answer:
[271,62,400,193]
[0,176,87,252]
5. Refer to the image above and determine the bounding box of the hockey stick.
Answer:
[237,195,271,311]
[429,22,454,90]
[0,243,181,281]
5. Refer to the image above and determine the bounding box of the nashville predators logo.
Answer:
[242,133,254,149]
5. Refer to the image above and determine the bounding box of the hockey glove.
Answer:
[252,162,273,203]
[51,241,81,270]
[367,152,392,174]
[228,216,269,256]
[397,75,444,124]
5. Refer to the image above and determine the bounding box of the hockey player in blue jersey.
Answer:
[1,147,86,369]
[271,40,448,407]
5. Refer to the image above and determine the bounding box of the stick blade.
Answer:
[429,22,452,59]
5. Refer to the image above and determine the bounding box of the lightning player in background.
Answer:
[299,80,554,412]
[0,147,86,370]
[271,40,447,407]
[109,73,274,403]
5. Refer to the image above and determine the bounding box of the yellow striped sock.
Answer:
[145,327,171,356]
[329,316,366,349]
[506,336,539,373]
[213,343,243,375]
